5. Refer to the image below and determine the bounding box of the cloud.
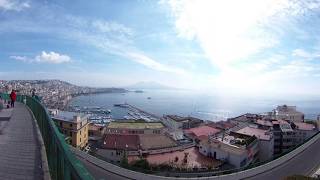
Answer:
[160,0,320,94]
[10,51,71,64]
[60,16,186,75]
[0,0,30,11]
[35,51,71,64]
[163,0,320,68]
[92,20,133,36]
[124,52,186,74]
[292,48,320,59]
[9,55,29,62]
[1,11,187,75]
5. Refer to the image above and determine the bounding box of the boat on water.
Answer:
[147,97,151,99]
[134,90,144,93]
[114,103,130,108]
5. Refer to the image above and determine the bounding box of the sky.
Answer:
[1,0,320,96]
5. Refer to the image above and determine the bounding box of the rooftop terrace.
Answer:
[52,111,88,123]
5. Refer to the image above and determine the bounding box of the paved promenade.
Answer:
[247,134,320,180]
[0,103,44,180]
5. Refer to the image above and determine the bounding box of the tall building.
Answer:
[52,111,89,149]
[272,105,304,122]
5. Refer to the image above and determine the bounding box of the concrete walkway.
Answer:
[0,103,44,180]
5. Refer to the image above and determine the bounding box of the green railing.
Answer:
[1,94,94,180]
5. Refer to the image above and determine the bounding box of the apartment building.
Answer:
[235,126,274,162]
[270,105,304,122]
[162,115,203,130]
[292,122,317,144]
[199,132,259,168]
[52,111,89,149]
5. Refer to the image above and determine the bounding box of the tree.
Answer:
[120,151,129,168]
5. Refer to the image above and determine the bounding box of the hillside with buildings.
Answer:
[0,80,127,109]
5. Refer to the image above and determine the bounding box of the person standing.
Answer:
[10,90,16,108]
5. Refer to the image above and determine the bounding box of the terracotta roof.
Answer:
[208,121,236,130]
[103,134,140,150]
[139,134,177,150]
[294,122,315,131]
[255,119,273,127]
[185,126,221,138]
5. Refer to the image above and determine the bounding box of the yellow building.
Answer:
[52,111,89,149]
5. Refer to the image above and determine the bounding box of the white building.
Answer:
[161,115,203,130]
[236,126,274,162]
[272,105,304,122]
[199,132,259,168]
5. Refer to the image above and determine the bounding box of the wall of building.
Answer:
[259,138,274,162]
[74,124,89,148]
[162,117,181,130]
[53,119,89,148]
[105,128,163,135]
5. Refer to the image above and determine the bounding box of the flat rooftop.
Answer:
[185,125,221,138]
[52,111,88,123]
[165,115,203,123]
[236,126,272,141]
[107,121,164,129]
[255,119,273,127]
[294,122,315,131]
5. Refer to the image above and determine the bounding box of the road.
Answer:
[247,134,320,180]
[77,154,131,180]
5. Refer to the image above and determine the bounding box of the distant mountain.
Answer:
[126,81,176,90]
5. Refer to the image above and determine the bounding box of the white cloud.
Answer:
[292,48,320,59]
[92,20,133,36]
[35,51,71,64]
[124,52,186,75]
[0,0,30,11]
[161,0,320,94]
[9,55,29,62]
[10,51,71,64]
[61,17,186,75]
[163,0,320,66]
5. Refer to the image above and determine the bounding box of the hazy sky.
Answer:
[1,0,320,96]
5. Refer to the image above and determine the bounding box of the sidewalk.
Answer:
[0,103,44,180]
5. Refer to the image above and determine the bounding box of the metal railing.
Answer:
[1,94,94,180]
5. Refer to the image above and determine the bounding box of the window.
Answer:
[59,122,62,127]
[80,138,81,142]
[69,131,72,137]
[80,130,82,135]
[70,123,72,127]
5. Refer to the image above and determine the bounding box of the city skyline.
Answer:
[1,0,320,96]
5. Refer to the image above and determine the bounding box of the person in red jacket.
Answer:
[10,90,17,108]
